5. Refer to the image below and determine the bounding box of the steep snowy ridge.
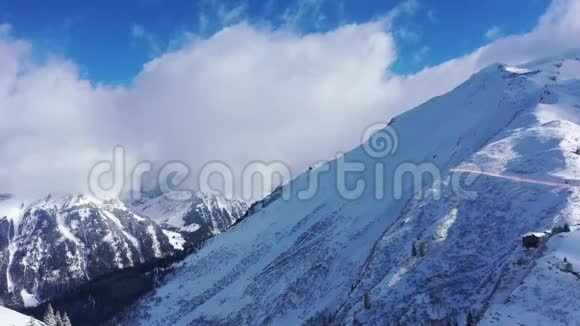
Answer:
[0,194,182,307]
[126,55,580,325]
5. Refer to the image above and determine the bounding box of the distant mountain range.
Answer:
[127,190,248,235]
[0,191,247,312]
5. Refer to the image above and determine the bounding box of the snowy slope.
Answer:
[479,229,580,326]
[0,194,183,307]
[127,191,248,234]
[126,55,580,325]
[0,306,44,325]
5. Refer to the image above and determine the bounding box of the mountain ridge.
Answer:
[123,55,580,325]
[0,190,248,313]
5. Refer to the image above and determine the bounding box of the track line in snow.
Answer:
[450,168,572,188]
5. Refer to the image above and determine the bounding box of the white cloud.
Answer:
[0,40,125,198]
[387,0,422,44]
[198,14,209,34]
[121,22,397,198]
[282,0,326,30]
[131,24,160,56]
[484,25,502,40]
[196,0,249,34]
[131,24,146,38]
[413,46,430,63]
[1,0,580,200]
[0,23,12,37]
[385,0,420,23]
[217,3,247,26]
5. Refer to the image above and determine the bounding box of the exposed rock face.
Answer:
[522,233,545,248]
[0,190,247,310]
[127,191,248,235]
[0,194,183,307]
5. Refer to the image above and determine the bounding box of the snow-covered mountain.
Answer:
[0,193,183,307]
[126,191,248,235]
[0,306,44,325]
[124,55,580,325]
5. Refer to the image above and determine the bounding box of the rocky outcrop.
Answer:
[127,191,248,235]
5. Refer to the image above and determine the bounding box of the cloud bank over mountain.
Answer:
[1,0,579,200]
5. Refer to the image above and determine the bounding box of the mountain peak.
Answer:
[123,55,580,325]
[126,190,249,234]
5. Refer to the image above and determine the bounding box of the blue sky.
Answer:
[0,0,549,85]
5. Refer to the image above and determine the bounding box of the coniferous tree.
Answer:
[55,311,63,326]
[419,242,428,256]
[564,259,574,272]
[363,293,371,310]
[43,304,58,326]
[466,310,474,326]
[412,242,417,257]
[61,312,72,326]
[353,312,360,326]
